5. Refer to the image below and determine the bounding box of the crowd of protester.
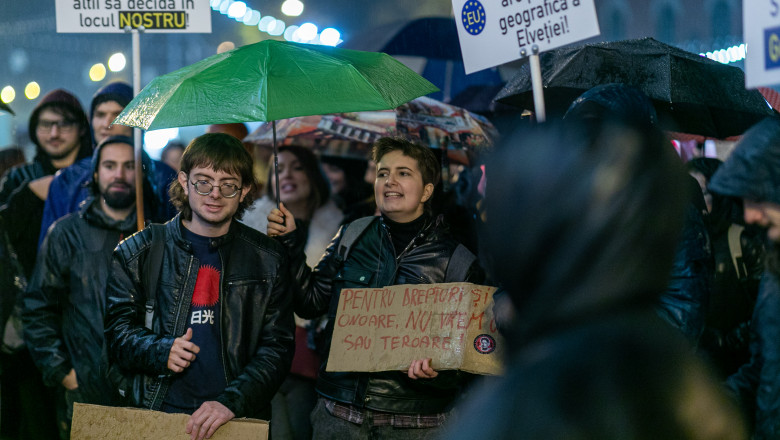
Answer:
[1,78,780,440]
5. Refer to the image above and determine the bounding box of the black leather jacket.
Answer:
[22,197,137,404]
[281,215,485,414]
[104,214,295,418]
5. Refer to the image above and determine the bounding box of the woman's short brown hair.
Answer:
[169,132,258,220]
[372,137,440,187]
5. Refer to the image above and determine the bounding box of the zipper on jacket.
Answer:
[218,249,230,386]
[150,253,196,409]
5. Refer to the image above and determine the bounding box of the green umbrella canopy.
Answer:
[114,40,439,130]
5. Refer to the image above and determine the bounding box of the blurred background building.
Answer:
[0,0,750,156]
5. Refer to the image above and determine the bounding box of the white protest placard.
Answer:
[453,0,600,74]
[55,0,212,33]
[744,1,780,88]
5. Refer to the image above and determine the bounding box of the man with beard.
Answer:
[709,117,780,439]
[38,82,177,248]
[22,136,139,438]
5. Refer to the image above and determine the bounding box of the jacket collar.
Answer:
[169,213,239,251]
[81,196,138,233]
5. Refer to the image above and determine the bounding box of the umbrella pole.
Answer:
[273,120,281,209]
[130,26,145,231]
[522,44,546,123]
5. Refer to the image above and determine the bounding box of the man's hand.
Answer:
[266,202,296,237]
[61,368,78,390]
[168,328,200,373]
[408,358,438,379]
[185,400,235,440]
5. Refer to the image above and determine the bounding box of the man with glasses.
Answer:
[105,133,294,440]
[0,88,91,440]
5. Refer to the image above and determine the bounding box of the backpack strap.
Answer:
[335,216,375,264]
[445,244,477,283]
[727,224,746,279]
[143,224,166,330]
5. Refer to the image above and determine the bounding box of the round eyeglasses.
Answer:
[190,180,242,198]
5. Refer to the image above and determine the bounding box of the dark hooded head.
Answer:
[563,83,658,128]
[28,88,92,164]
[484,118,688,342]
[709,117,780,206]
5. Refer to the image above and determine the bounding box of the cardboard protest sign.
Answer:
[71,403,268,440]
[452,0,600,74]
[55,0,212,33]
[327,283,503,375]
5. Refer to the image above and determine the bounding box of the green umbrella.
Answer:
[114,39,438,208]
[114,39,438,130]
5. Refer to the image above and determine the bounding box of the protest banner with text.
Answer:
[327,283,503,376]
[452,0,600,74]
[55,0,212,33]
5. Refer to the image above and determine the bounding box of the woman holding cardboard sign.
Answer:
[267,137,486,439]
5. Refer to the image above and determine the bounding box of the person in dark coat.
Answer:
[687,157,765,379]
[709,116,780,439]
[267,137,485,440]
[22,136,140,437]
[439,115,747,439]
[0,88,92,440]
[563,83,713,345]
[104,133,295,439]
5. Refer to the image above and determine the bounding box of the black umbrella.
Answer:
[494,37,773,138]
[0,101,14,116]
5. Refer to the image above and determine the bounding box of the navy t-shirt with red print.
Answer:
[161,227,228,414]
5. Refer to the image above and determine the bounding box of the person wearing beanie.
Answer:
[0,88,91,439]
[38,81,177,247]
[22,136,140,438]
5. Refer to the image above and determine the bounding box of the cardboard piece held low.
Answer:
[71,403,268,440]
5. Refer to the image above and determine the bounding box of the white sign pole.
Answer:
[129,26,145,230]
[523,44,546,123]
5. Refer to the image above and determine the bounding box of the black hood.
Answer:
[709,116,780,205]
[484,119,689,343]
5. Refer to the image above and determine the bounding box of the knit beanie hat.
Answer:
[90,82,133,120]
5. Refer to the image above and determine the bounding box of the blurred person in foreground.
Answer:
[440,116,746,439]
[710,117,780,439]
[104,133,294,440]
[563,83,712,345]
[22,136,141,437]
[267,137,486,439]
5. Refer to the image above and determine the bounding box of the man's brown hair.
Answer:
[169,132,258,220]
